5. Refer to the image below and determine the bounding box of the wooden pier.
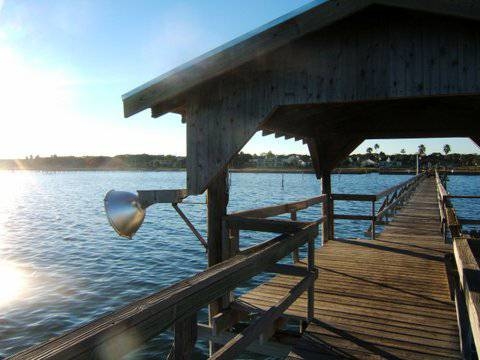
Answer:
[8,0,480,358]
[239,176,461,359]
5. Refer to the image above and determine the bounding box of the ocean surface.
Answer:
[0,171,478,358]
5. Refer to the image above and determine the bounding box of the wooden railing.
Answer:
[435,170,480,359]
[332,173,426,239]
[11,200,322,360]
[435,170,480,241]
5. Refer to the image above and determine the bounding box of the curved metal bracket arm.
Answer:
[172,203,208,251]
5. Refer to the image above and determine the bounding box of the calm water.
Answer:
[0,171,477,358]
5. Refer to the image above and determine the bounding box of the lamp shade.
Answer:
[104,190,146,239]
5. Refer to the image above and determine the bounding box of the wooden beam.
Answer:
[167,314,198,360]
[207,169,229,353]
[211,309,249,336]
[197,324,293,358]
[230,196,325,219]
[322,170,332,243]
[225,216,321,234]
[10,224,317,360]
[453,238,480,354]
[209,272,315,360]
[332,193,376,201]
[267,263,311,277]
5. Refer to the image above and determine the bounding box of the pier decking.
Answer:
[239,177,461,359]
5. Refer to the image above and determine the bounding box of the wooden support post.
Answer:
[207,168,229,355]
[167,313,198,360]
[291,210,299,263]
[371,201,376,240]
[454,284,473,359]
[322,171,332,243]
[307,236,315,323]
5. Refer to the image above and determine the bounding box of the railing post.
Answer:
[291,210,300,263]
[322,171,332,243]
[307,236,315,323]
[207,168,229,355]
[167,313,198,360]
[371,200,376,240]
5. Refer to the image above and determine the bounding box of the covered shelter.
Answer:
[11,1,480,359]
[123,0,480,279]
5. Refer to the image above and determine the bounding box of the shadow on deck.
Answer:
[239,177,460,359]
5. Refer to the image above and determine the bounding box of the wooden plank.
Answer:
[211,309,248,336]
[230,196,325,219]
[333,214,374,221]
[225,216,321,233]
[167,313,197,360]
[197,324,293,358]
[453,237,480,353]
[10,224,318,360]
[240,177,461,359]
[332,193,376,201]
[210,272,314,359]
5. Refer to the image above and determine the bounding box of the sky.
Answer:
[0,0,478,159]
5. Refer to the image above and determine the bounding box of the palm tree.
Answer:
[443,144,451,156]
[418,144,426,156]
[366,147,373,155]
[374,144,380,152]
[400,148,406,154]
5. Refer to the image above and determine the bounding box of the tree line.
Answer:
[0,144,478,170]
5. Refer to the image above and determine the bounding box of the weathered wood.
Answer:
[332,193,376,201]
[322,171,332,243]
[225,216,320,234]
[267,263,311,277]
[177,7,480,193]
[453,238,480,353]
[333,214,374,221]
[10,224,318,360]
[208,168,229,347]
[167,313,198,360]
[230,196,325,219]
[241,177,461,359]
[209,272,314,360]
[197,324,293,358]
[211,309,248,337]
[291,210,300,263]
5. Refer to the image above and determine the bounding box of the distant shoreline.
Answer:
[2,167,480,175]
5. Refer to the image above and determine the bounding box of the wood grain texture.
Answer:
[184,7,480,193]
[238,177,461,359]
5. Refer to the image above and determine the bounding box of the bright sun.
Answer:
[0,262,27,306]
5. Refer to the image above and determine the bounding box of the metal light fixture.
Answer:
[104,190,146,239]
[104,189,207,250]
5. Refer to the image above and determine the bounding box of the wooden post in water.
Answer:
[291,210,300,263]
[322,171,332,243]
[167,313,198,360]
[371,201,376,240]
[207,168,229,355]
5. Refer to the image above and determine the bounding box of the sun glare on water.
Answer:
[0,261,27,306]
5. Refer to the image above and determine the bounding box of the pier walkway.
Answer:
[239,177,461,359]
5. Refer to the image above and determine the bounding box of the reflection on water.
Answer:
[0,171,477,358]
[0,261,27,307]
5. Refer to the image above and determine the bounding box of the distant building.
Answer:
[361,159,377,167]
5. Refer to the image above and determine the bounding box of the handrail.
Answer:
[435,170,480,357]
[10,223,319,360]
[230,195,326,219]
[332,173,425,239]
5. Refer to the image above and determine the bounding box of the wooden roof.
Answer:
[123,0,480,118]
